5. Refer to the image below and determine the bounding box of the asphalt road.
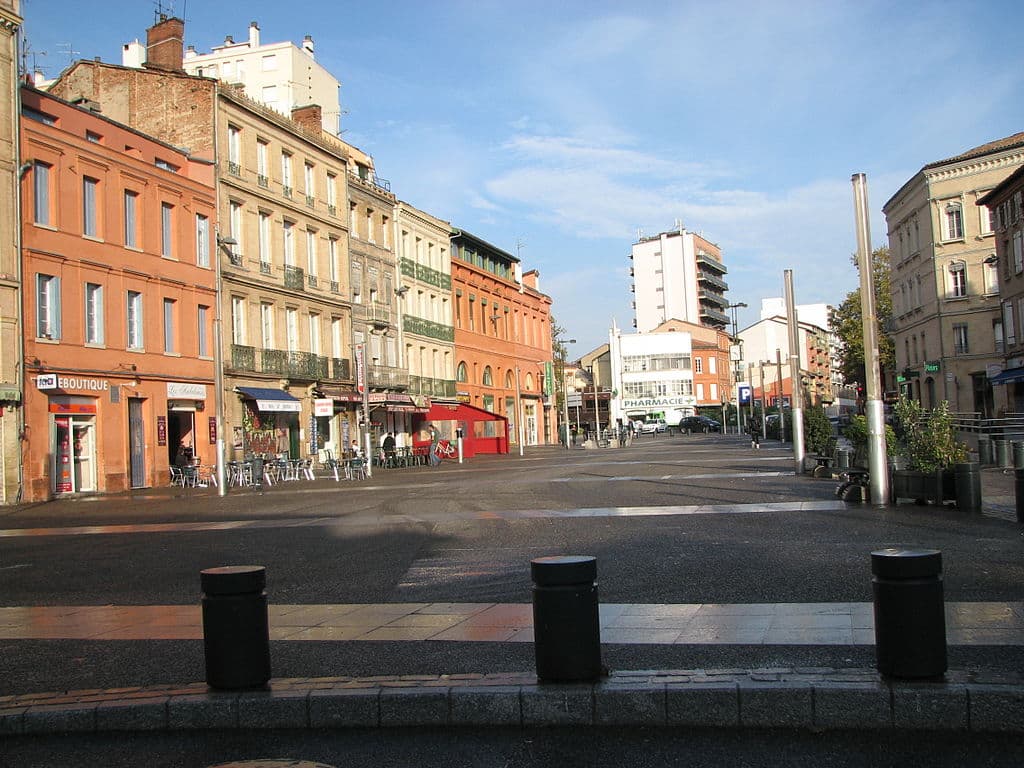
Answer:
[2,435,1023,692]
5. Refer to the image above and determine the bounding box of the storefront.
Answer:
[414,402,508,457]
[233,386,302,459]
[24,372,214,500]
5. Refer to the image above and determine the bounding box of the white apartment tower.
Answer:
[124,21,342,134]
[630,226,729,334]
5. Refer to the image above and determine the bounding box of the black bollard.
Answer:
[1016,470,1024,524]
[871,549,946,679]
[531,555,602,682]
[995,439,1012,469]
[1014,442,1024,470]
[977,435,993,466]
[954,462,981,514]
[201,565,271,689]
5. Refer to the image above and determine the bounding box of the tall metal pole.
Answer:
[562,339,576,449]
[776,348,785,443]
[785,270,805,473]
[515,365,524,457]
[852,173,888,505]
[356,342,372,477]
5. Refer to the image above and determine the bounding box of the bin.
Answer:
[531,556,602,682]
[201,565,271,689]
[954,462,981,514]
[871,549,946,679]
[995,439,1012,469]
[977,435,993,466]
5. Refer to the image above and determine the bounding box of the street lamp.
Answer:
[727,301,747,434]
[561,339,576,449]
[212,234,237,496]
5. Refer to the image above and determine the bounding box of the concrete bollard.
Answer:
[531,555,602,682]
[977,435,993,466]
[954,462,982,514]
[871,549,946,679]
[201,565,271,689]
[1016,469,1024,524]
[995,439,1012,469]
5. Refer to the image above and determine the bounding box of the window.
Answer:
[161,203,174,258]
[261,85,277,109]
[979,203,994,236]
[456,362,468,382]
[85,283,104,345]
[349,202,358,237]
[286,308,298,351]
[281,152,292,196]
[127,290,143,350]
[331,318,343,358]
[709,356,717,374]
[1015,232,1024,275]
[948,261,967,298]
[36,274,61,339]
[366,209,375,243]
[256,140,269,186]
[694,357,703,374]
[163,298,176,354]
[283,220,295,265]
[197,305,209,357]
[985,256,999,294]
[258,211,271,265]
[227,125,241,174]
[261,302,274,348]
[195,214,210,267]
[953,323,969,355]
[33,161,51,225]
[261,54,277,71]
[82,177,99,237]
[483,366,493,386]
[943,201,964,240]
[229,201,243,248]
[124,191,139,248]
[328,236,339,285]
[308,312,321,355]
[231,296,246,344]
[710,383,718,401]
[326,173,336,211]
[304,162,315,199]
[1004,302,1017,347]
[306,229,317,276]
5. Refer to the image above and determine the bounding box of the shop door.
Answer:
[525,404,537,446]
[53,416,97,494]
[128,398,146,488]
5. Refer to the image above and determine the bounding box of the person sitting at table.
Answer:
[350,439,362,458]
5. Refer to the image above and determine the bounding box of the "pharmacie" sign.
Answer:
[621,396,694,409]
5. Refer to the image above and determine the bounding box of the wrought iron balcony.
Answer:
[227,161,241,177]
[330,357,352,380]
[257,174,269,188]
[284,265,305,290]
[261,348,329,379]
[231,344,256,371]
[402,315,455,342]
[368,363,409,389]
[408,375,456,398]
[260,261,272,275]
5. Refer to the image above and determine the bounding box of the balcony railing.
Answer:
[257,174,269,188]
[331,357,352,380]
[284,265,305,291]
[260,348,329,379]
[408,375,456,398]
[307,274,318,289]
[403,315,454,342]
[368,364,409,389]
[327,204,337,216]
[697,270,729,291]
[227,161,241,176]
[260,261,272,275]
[305,195,315,208]
[330,280,340,293]
[283,185,293,198]
[228,252,244,267]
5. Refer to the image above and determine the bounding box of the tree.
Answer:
[830,246,894,385]
[549,316,571,411]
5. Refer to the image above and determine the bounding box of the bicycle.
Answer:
[434,440,457,459]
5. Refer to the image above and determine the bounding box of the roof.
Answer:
[923,131,1024,171]
[978,163,1024,207]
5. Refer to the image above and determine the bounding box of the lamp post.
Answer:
[515,364,525,457]
[561,338,576,449]
[213,234,236,496]
[727,301,748,434]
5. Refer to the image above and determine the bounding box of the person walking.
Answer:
[428,424,441,467]
[748,420,761,449]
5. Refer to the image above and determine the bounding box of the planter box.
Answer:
[890,468,955,505]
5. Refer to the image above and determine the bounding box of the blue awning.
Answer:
[236,386,301,413]
[989,367,1024,385]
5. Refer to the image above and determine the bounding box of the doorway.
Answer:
[53,415,96,495]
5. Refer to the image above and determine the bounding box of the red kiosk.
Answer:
[412,402,509,458]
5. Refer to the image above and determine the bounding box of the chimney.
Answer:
[302,35,315,58]
[145,14,185,72]
[249,21,260,48]
[291,104,322,134]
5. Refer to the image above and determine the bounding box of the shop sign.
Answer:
[157,416,167,446]
[355,344,366,394]
[48,402,97,414]
[167,382,207,399]
[621,396,694,409]
[314,398,333,417]
[208,416,217,445]
[37,375,110,392]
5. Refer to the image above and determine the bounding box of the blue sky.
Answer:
[21,0,1024,355]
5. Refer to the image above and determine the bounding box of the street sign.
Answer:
[567,393,583,408]
[738,385,752,405]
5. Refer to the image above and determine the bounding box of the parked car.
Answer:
[679,415,721,433]
[640,418,668,434]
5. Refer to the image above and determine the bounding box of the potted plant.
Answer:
[890,396,969,504]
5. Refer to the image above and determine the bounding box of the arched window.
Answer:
[505,370,514,389]
[456,361,468,383]
[482,366,493,386]
[525,373,534,391]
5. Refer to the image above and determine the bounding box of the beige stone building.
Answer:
[978,164,1024,413]
[883,132,1024,416]
[0,0,20,503]
[394,200,455,403]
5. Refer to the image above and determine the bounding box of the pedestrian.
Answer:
[382,432,396,466]
[749,421,761,449]
[428,424,441,467]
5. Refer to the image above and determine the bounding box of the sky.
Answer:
[19,0,1024,355]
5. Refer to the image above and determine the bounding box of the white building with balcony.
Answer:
[608,324,697,427]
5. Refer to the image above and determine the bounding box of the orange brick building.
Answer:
[20,86,216,500]
[450,230,553,447]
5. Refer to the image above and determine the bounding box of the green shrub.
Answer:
[891,396,968,472]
